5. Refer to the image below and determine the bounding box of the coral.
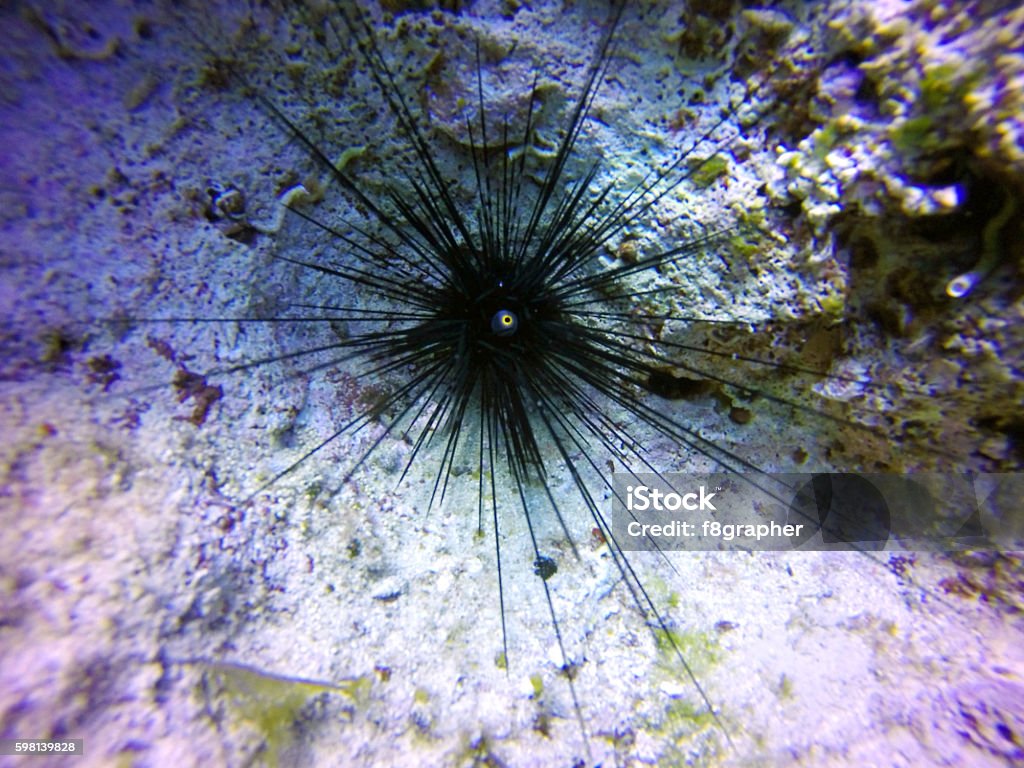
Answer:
[942,551,1024,615]
[769,0,1024,247]
[761,0,1024,469]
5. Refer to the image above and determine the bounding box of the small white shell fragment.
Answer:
[932,185,961,209]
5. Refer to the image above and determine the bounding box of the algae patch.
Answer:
[199,661,370,767]
[654,628,720,674]
[690,154,730,189]
[647,629,729,764]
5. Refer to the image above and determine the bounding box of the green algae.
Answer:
[818,287,846,320]
[202,662,370,768]
[664,697,717,732]
[690,154,730,189]
[920,61,980,111]
[890,114,939,154]
[654,628,720,673]
[729,234,760,260]
[529,673,544,699]
[645,628,728,761]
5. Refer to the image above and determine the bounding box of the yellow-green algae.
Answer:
[689,154,730,189]
[643,628,728,764]
[201,661,370,768]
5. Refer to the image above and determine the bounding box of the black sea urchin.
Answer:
[195,0,744,742]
